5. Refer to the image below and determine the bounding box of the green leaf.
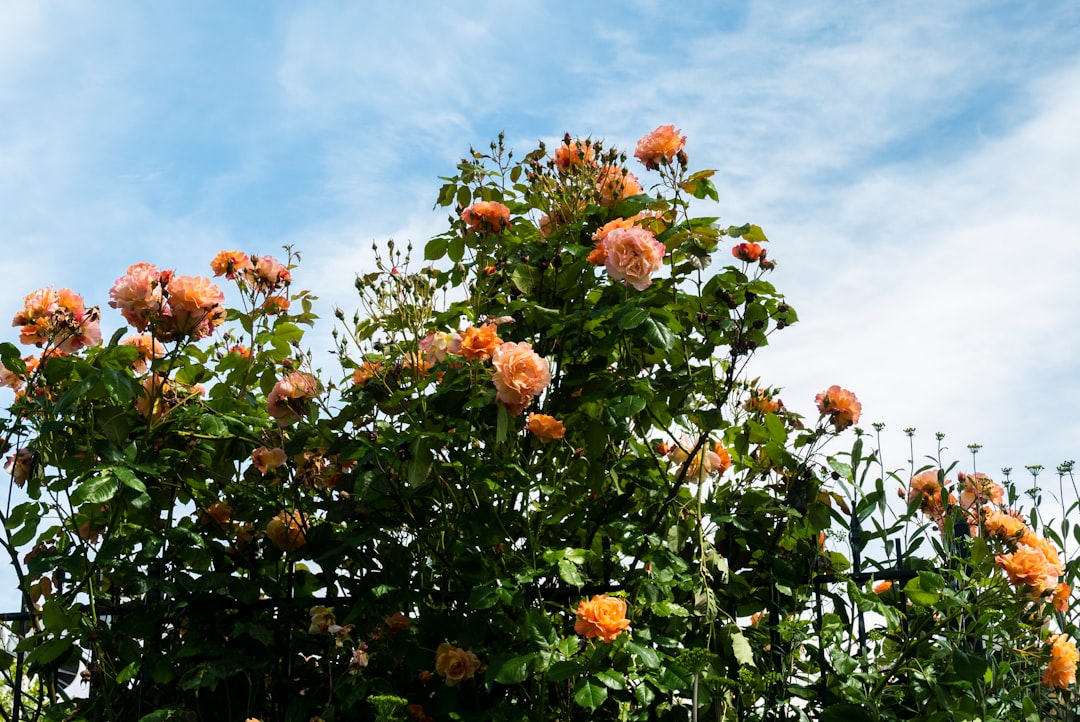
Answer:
[652,600,690,617]
[573,677,608,709]
[610,396,646,419]
[116,660,140,684]
[71,473,119,505]
[197,413,228,437]
[424,237,447,261]
[558,558,584,588]
[114,467,147,494]
[728,628,756,668]
[495,654,534,684]
[547,659,584,682]
[594,668,625,690]
[641,317,675,350]
[496,403,509,444]
[448,235,466,263]
[617,307,650,330]
[903,576,939,606]
[820,704,872,722]
[625,641,660,669]
[742,224,768,243]
[407,436,435,487]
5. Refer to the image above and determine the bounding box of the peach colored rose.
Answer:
[732,242,765,263]
[553,139,595,172]
[4,448,33,488]
[815,385,861,430]
[136,374,172,421]
[164,275,226,341]
[1053,582,1071,613]
[574,594,630,643]
[461,201,511,233]
[420,330,462,364]
[526,413,565,442]
[958,471,1004,509]
[250,255,291,293]
[1019,532,1065,578]
[210,250,252,280]
[267,510,308,551]
[122,334,166,374]
[352,361,382,386]
[252,446,287,474]
[597,165,643,206]
[13,288,101,353]
[109,263,167,331]
[996,544,1056,594]
[435,643,480,686]
[459,324,502,361]
[603,226,666,291]
[267,371,320,426]
[744,388,782,416]
[634,125,687,171]
[907,470,952,521]
[984,509,1026,540]
[667,436,730,480]
[0,355,36,393]
[262,295,290,314]
[1043,634,1079,689]
[201,502,231,529]
[491,342,551,416]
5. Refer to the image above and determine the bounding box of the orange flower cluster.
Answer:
[814,385,861,430]
[1043,634,1079,689]
[12,287,101,354]
[434,643,480,686]
[907,471,954,522]
[110,263,226,342]
[634,124,687,171]
[210,251,292,294]
[552,138,595,173]
[461,201,511,233]
[575,594,630,643]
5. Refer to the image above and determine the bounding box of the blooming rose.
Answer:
[814,385,861,430]
[267,510,308,551]
[308,606,336,635]
[0,355,37,393]
[164,275,226,341]
[210,250,253,280]
[873,580,893,594]
[1053,582,1071,613]
[526,413,565,442]
[4,448,33,488]
[574,595,630,643]
[461,201,511,233]
[907,470,953,521]
[744,388,782,416]
[667,436,731,480]
[459,324,502,361]
[491,342,551,416]
[109,263,167,331]
[553,139,595,172]
[262,295,290,314]
[252,446,287,474]
[958,471,1005,509]
[603,226,666,291]
[250,255,291,293]
[1019,532,1065,578]
[996,543,1057,594]
[634,124,687,170]
[434,643,480,686]
[201,502,231,529]
[352,361,382,386]
[386,611,411,634]
[1043,634,1079,689]
[732,242,765,263]
[122,334,166,374]
[420,330,462,364]
[984,509,1026,539]
[267,372,320,426]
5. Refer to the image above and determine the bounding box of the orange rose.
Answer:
[210,250,252,279]
[267,510,308,551]
[574,594,630,643]
[815,385,861,430]
[459,324,502,361]
[732,242,765,263]
[552,139,595,172]
[744,388,782,416]
[352,361,382,386]
[1043,634,1079,689]
[461,201,511,233]
[596,165,642,205]
[907,470,952,521]
[386,611,411,634]
[165,275,226,341]
[958,471,1005,509]
[984,509,1026,540]
[873,580,893,594]
[996,544,1055,593]
[434,643,480,686]
[491,342,551,416]
[634,125,687,171]
[1053,582,1071,613]
[1019,532,1065,577]
[252,446,287,474]
[526,413,565,442]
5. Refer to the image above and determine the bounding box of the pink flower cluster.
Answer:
[109,263,226,342]
[12,288,101,354]
[210,251,292,294]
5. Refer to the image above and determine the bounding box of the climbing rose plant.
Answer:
[0,126,1075,722]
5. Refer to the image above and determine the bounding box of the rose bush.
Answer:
[0,127,1073,722]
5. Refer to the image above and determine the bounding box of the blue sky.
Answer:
[4,1,1080,612]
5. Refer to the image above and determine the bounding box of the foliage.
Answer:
[0,126,1074,722]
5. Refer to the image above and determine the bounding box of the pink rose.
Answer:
[491,342,551,416]
[603,227,666,290]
